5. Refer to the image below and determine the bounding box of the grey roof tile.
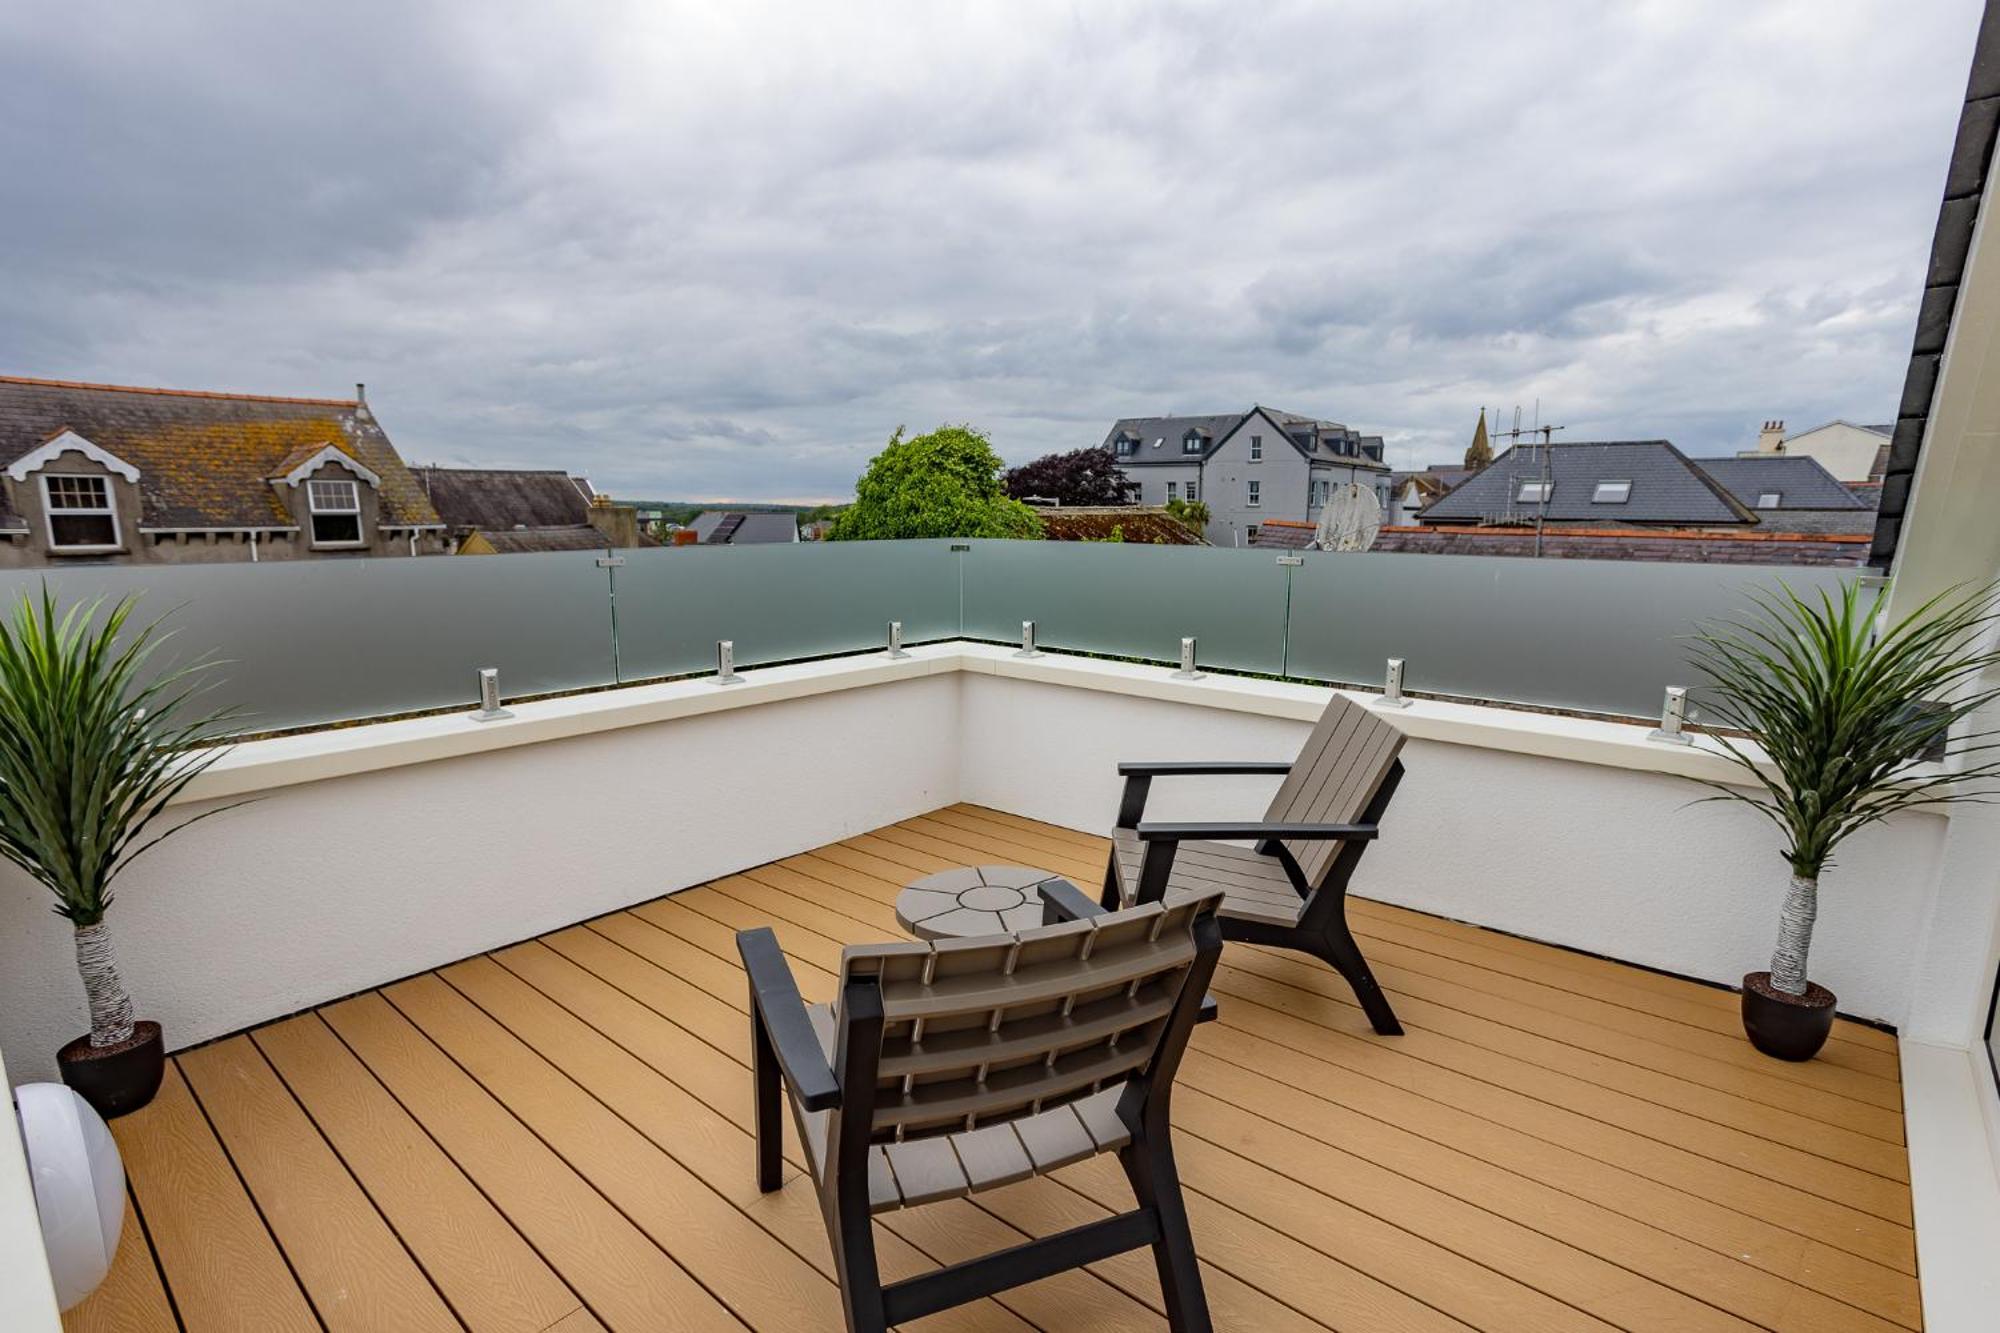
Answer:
[1419,441,1752,525]
[1689,456,1867,511]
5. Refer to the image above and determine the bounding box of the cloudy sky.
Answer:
[0,2,1983,501]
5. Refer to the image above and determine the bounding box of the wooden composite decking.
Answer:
[63,805,1919,1332]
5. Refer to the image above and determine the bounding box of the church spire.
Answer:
[1464,407,1493,469]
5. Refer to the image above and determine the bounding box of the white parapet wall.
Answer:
[0,655,963,1081]
[956,655,1954,1031]
[0,639,1976,1077]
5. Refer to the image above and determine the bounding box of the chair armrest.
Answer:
[736,928,841,1112]
[1115,761,1295,777]
[1135,821,1380,842]
[1038,877,1106,924]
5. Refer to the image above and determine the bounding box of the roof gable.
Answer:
[6,428,140,482]
[273,443,382,489]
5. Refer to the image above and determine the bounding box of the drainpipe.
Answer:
[248,530,258,563]
[409,530,418,557]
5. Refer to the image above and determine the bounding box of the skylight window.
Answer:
[1516,481,1552,503]
[1592,480,1631,504]
[1757,492,1782,509]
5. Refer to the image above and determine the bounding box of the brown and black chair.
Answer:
[738,881,1224,1333]
[1103,689,1407,1035]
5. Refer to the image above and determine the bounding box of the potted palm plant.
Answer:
[0,589,234,1115]
[1688,580,2000,1060]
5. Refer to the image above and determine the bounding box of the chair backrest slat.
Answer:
[836,889,1222,1142]
[1264,692,1405,886]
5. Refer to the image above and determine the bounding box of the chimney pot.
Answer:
[355,382,367,405]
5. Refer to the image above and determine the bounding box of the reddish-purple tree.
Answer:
[1003,446,1136,506]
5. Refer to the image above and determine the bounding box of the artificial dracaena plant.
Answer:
[0,589,236,1047]
[1688,580,2000,996]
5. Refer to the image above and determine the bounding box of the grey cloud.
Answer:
[0,0,1985,496]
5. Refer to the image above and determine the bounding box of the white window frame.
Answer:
[1517,481,1552,503]
[307,476,366,547]
[1757,492,1782,509]
[1165,481,1178,501]
[40,473,121,553]
[1185,479,1199,502]
[1115,437,1136,457]
[1249,435,1263,461]
[1592,480,1632,504]
[1182,432,1204,455]
[1246,479,1262,508]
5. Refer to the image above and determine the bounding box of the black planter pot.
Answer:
[1740,972,1837,1061]
[57,1020,165,1118]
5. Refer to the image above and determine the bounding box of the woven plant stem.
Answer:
[1769,874,1819,996]
[75,922,136,1047]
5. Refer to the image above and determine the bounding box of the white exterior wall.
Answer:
[1781,422,1890,482]
[1,643,1970,1086]
[1115,460,1202,508]
[958,670,1949,1028]
[0,671,960,1081]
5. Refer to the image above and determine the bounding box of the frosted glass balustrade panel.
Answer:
[0,554,617,732]
[612,540,962,678]
[958,540,1291,674]
[1285,551,1857,718]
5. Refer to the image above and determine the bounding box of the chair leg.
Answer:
[827,1187,887,1333]
[1100,856,1125,911]
[1119,1136,1213,1333]
[1318,913,1403,1036]
[749,1012,784,1191]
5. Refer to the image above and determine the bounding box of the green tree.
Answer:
[1164,497,1210,535]
[828,425,1042,541]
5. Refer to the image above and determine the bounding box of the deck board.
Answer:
[73,806,1921,1332]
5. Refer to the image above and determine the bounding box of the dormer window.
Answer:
[1182,431,1205,454]
[1114,435,1137,457]
[43,475,119,551]
[308,478,364,545]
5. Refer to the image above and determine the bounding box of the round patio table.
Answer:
[895,864,1075,939]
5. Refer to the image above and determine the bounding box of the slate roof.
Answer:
[1419,441,1754,526]
[0,376,441,529]
[692,511,798,544]
[1688,456,1867,511]
[1873,2,2000,567]
[1393,467,1475,500]
[1101,414,1246,466]
[1102,407,1388,469]
[414,466,594,532]
[473,526,619,554]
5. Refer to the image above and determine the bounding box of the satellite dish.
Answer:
[1315,482,1382,552]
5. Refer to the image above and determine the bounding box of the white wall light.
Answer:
[15,1083,123,1310]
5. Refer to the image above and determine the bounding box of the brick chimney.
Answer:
[1758,420,1785,453]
